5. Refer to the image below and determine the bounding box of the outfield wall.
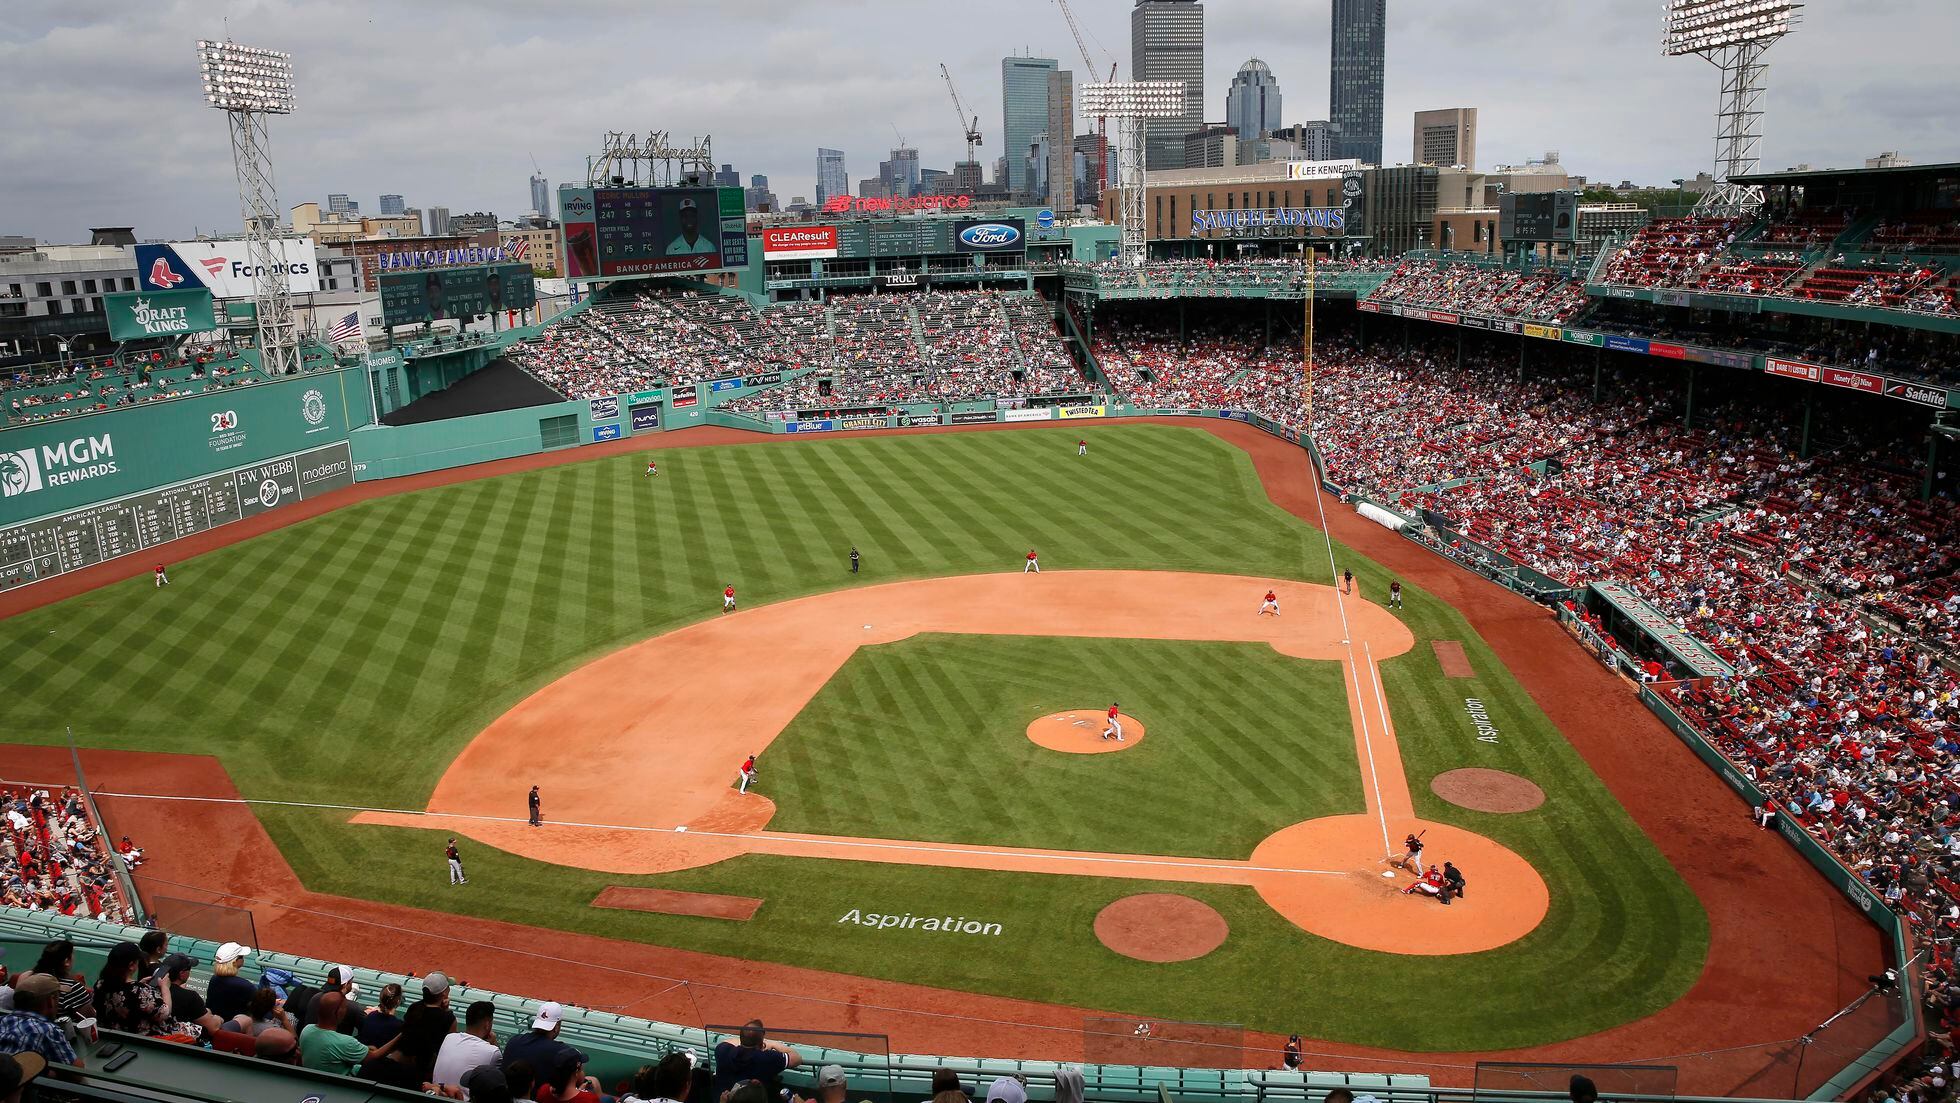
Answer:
[0,368,372,592]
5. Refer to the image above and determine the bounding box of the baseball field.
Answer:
[0,420,1876,1076]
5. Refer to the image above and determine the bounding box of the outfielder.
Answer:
[1077,439,1087,457]
[446,838,467,885]
[1259,589,1280,616]
[1101,702,1124,742]
[645,459,659,478]
[154,563,170,588]
[1023,549,1040,574]
[722,584,737,612]
[737,753,759,794]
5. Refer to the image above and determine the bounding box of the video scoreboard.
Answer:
[559,185,748,279]
[378,263,536,328]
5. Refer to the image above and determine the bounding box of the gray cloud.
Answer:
[2,0,1953,242]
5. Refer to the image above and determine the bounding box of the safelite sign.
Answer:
[762,226,839,259]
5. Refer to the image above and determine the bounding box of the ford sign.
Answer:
[956,221,1023,251]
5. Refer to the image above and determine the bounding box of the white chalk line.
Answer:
[87,791,1351,880]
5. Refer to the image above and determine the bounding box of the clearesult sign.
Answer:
[761,226,839,259]
[104,290,218,341]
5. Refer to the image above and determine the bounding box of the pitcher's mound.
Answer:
[1431,768,1546,813]
[1094,893,1227,962]
[1028,711,1145,754]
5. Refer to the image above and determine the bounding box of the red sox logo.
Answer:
[147,257,184,288]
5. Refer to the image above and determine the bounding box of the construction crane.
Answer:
[1054,0,1117,191]
[938,63,984,167]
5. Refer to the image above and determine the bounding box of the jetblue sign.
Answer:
[1191,207,1345,235]
[954,219,1025,253]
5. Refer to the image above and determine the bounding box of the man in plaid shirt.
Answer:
[0,973,80,1068]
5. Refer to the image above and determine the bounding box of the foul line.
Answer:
[1344,655,1393,858]
[87,791,1349,880]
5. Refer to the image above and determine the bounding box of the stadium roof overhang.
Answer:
[1730,161,1960,188]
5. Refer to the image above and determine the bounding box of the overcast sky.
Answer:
[4,0,1956,243]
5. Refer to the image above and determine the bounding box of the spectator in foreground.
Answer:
[159,953,223,1036]
[985,1077,1026,1103]
[94,942,197,1041]
[620,1052,691,1103]
[255,1026,300,1065]
[360,983,405,1046]
[30,941,94,1020]
[0,974,80,1068]
[502,1001,586,1092]
[713,1019,802,1100]
[461,1063,517,1103]
[928,1067,968,1103]
[299,991,399,1077]
[401,971,458,1079]
[237,986,291,1037]
[536,1054,604,1103]
[1053,1067,1086,1103]
[0,1052,47,1103]
[204,943,256,1023]
[795,1065,847,1103]
[1570,1075,1599,1103]
[432,1000,500,1093]
[137,931,169,974]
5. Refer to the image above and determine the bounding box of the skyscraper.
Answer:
[1330,0,1386,165]
[1277,120,1338,161]
[1131,0,1204,170]
[378,194,405,216]
[1413,107,1477,167]
[882,147,920,198]
[746,174,778,212]
[327,193,355,215]
[425,206,451,235]
[1226,59,1283,141]
[529,173,551,216]
[816,148,848,207]
[1001,55,1058,197]
[1047,69,1076,210]
[713,163,740,189]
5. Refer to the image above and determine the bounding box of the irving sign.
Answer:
[104,289,218,341]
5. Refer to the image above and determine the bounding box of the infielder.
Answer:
[1389,580,1403,609]
[737,753,758,794]
[1023,549,1040,574]
[722,584,737,612]
[446,838,467,885]
[1259,589,1280,616]
[1101,702,1124,742]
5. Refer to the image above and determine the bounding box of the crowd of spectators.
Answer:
[3,346,261,426]
[1062,256,1395,294]
[0,785,136,924]
[1091,309,1305,429]
[0,933,1094,1103]
[1362,261,1589,324]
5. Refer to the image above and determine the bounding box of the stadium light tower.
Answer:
[1078,81,1186,267]
[196,39,301,375]
[1663,0,1803,217]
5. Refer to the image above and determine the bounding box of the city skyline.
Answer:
[2,0,1956,241]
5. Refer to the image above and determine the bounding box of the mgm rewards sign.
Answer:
[104,289,219,341]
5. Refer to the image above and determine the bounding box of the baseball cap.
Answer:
[12,973,58,1000]
[160,953,197,977]
[330,965,359,996]
[214,942,251,965]
[679,197,698,210]
[531,1000,565,1030]
[986,1077,1027,1103]
[461,1064,514,1103]
[818,1065,847,1088]
[0,1052,46,1096]
[423,971,451,998]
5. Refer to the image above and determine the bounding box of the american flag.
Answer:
[327,310,361,343]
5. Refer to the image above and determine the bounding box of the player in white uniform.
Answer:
[1100,702,1124,742]
[1259,589,1280,616]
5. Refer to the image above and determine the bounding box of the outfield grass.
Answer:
[0,424,1708,1048]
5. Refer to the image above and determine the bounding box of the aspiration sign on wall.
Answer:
[136,239,321,297]
[103,289,219,341]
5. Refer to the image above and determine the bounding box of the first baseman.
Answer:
[737,753,759,794]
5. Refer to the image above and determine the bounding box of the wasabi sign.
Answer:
[104,290,218,341]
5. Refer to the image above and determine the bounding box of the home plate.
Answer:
[863,624,872,629]
[1380,870,1396,878]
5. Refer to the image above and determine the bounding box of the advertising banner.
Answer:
[630,403,662,432]
[1002,407,1053,422]
[1522,324,1561,341]
[761,226,839,259]
[744,371,783,388]
[104,289,218,341]
[837,415,888,430]
[953,219,1026,253]
[1055,404,1106,420]
[708,377,744,393]
[1604,335,1649,354]
[136,239,321,297]
[786,419,835,433]
[0,369,364,527]
[1647,342,1687,359]
[1764,357,1822,382]
[588,396,620,421]
[592,423,621,442]
[1457,314,1489,330]
[1339,170,1366,238]
[1821,367,1883,394]
[1561,329,1605,348]
[1356,301,1382,313]
[1489,319,1522,334]
[673,391,699,409]
[629,388,666,405]
[1286,159,1360,179]
[1684,345,1753,369]
[947,410,998,424]
[1886,380,1950,409]
[1426,311,1459,325]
